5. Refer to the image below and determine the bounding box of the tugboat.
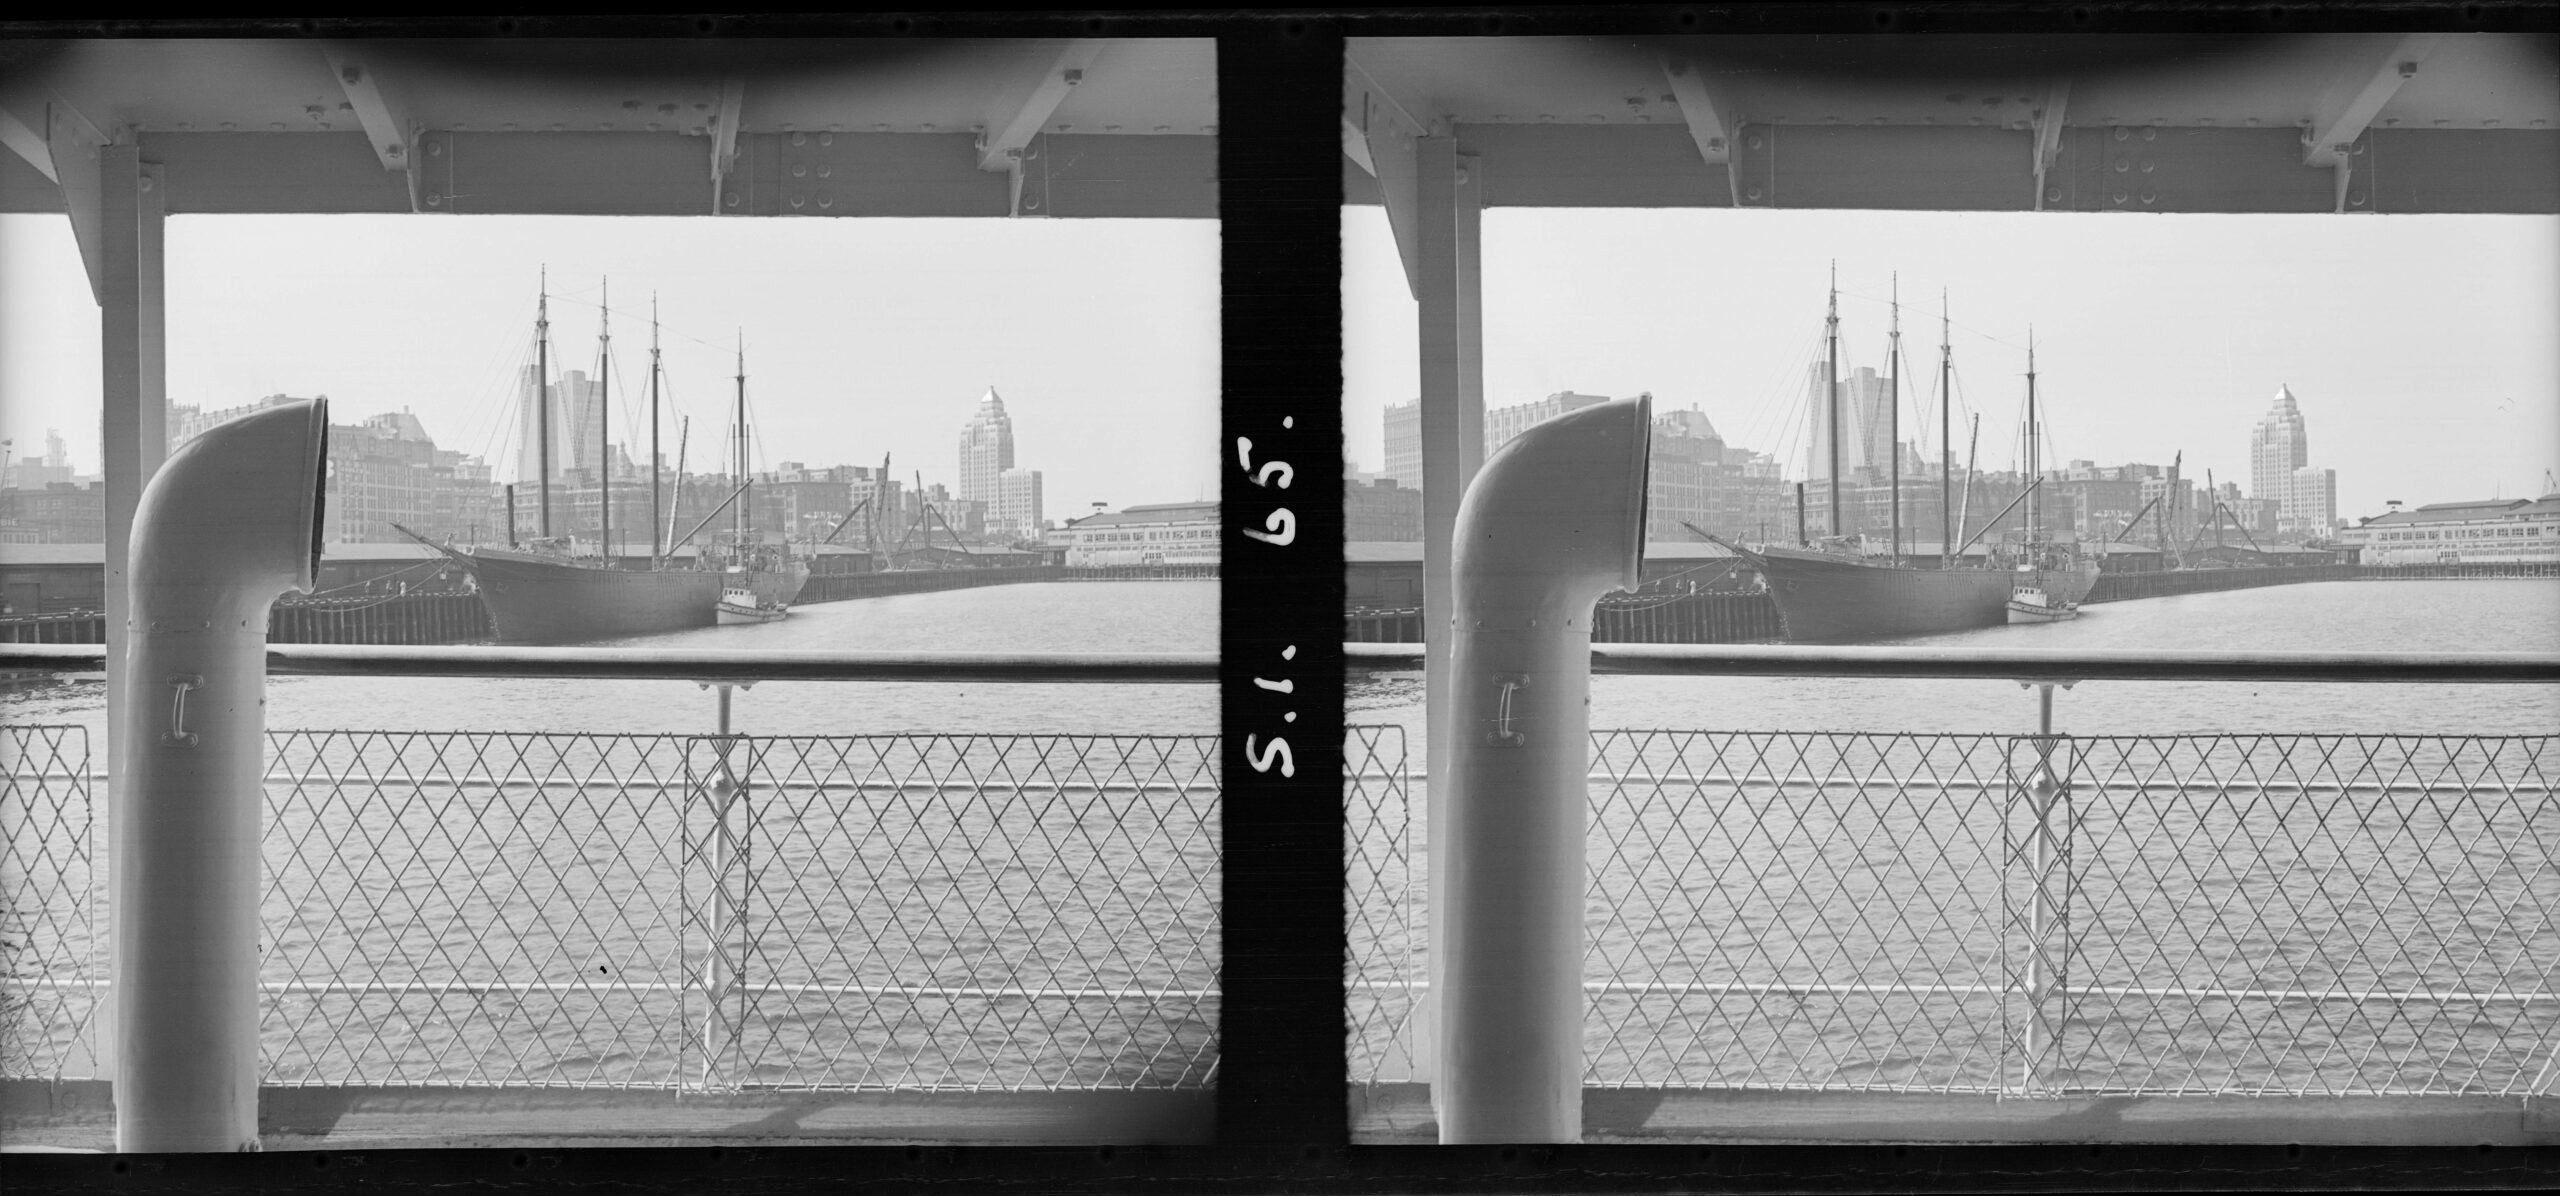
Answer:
[716,584,788,625]
[2005,584,2079,623]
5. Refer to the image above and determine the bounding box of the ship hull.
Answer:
[716,600,787,625]
[460,549,724,644]
[1753,549,2102,643]
[2006,589,2080,624]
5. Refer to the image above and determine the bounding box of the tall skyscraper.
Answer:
[2289,466,2337,538]
[2251,384,2339,538]
[1804,364,1899,485]
[958,386,1016,507]
[556,369,606,479]
[998,466,1045,539]
[1487,391,1611,453]
[2250,384,2309,511]
[515,366,605,484]
[1382,399,1421,489]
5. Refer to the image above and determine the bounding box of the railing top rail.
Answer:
[0,644,1218,684]
[1347,642,2560,684]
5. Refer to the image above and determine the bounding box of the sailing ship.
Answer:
[1726,270,2099,643]
[409,275,723,643]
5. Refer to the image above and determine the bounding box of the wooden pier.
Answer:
[1350,591,1783,645]
[0,592,493,646]
[1344,561,2540,645]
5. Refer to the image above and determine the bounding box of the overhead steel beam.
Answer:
[318,46,423,213]
[1339,122,2557,215]
[2303,34,2444,169]
[980,39,1108,173]
[2033,79,2071,212]
[46,92,113,303]
[0,102,55,184]
[710,77,744,213]
[1339,111,1375,177]
[1344,54,1429,299]
[1660,54,1739,206]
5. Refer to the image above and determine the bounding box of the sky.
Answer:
[1344,207,2560,521]
[0,212,1221,515]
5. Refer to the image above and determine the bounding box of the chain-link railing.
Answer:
[1587,730,2021,1092]
[261,730,698,1088]
[1,725,102,1082]
[2041,734,2558,1097]
[687,734,1220,1091]
[1343,725,2560,1098]
[3,727,1221,1091]
[1345,725,1421,1089]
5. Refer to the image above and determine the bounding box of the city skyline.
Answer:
[1343,207,2559,522]
[0,212,1221,517]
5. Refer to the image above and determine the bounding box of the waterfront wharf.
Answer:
[1346,564,2510,645]
[0,565,1212,646]
[0,592,491,646]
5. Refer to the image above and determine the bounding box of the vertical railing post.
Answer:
[696,682,752,1090]
[2011,681,2077,1096]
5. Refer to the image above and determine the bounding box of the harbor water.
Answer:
[1350,579,2560,745]
[3,580,1221,740]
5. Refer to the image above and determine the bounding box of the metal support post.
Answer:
[697,681,752,1088]
[2012,679,2076,1095]
[1415,136,1483,1092]
[98,141,167,1113]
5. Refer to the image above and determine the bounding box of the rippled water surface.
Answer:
[1351,579,2560,757]
[6,580,1219,738]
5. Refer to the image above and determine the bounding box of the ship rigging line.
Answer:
[287,586,449,616]
[1597,556,1749,612]
[301,556,450,598]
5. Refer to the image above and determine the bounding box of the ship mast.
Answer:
[648,294,662,562]
[1888,273,1902,562]
[1825,261,1841,541]
[734,332,748,558]
[2025,332,2039,549]
[597,278,610,562]
[1939,291,1953,570]
[536,266,552,540]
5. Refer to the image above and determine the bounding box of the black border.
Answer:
[7,3,2559,1192]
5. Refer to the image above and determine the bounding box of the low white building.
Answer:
[2339,493,2560,566]
[1064,501,1219,567]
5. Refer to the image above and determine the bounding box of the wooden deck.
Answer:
[10,1080,2550,1149]
[1348,1084,2557,1146]
[1,1080,1211,1151]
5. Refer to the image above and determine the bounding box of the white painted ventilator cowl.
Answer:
[113,397,328,1153]
[1437,393,1651,1144]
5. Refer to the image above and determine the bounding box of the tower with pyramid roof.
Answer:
[2249,384,2337,539]
[957,386,1015,510]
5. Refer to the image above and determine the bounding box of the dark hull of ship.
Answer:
[1753,549,2101,643]
[461,549,725,644]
